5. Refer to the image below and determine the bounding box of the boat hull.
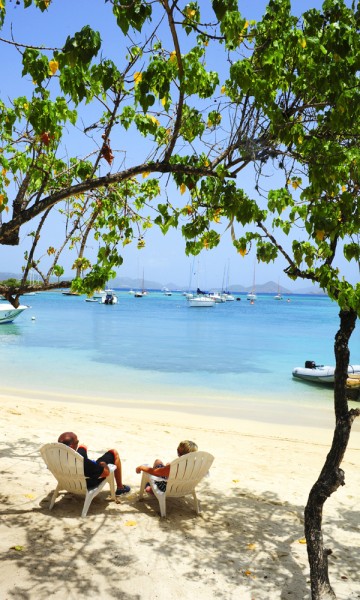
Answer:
[187,296,215,307]
[292,364,360,384]
[0,304,28,324]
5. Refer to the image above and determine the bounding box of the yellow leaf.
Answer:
[10,545,25,551]
[169,51,177,63]
[125,520,137,527]
[186,7,196,18]
[300,38,306,49]
[180,183,186,195]
[315,230,325,241]
[291,180,300,189]
[238,248,247,257]
[161,97,167,106]
[142,171,150,179]
[49,60,59,75]
[0,0,4,8]
[247,543,256,550]
[298,135,303,144]
[185,204,193,214]
[213,209,221,223]
[298,538,307,544]
[134,71,142,85]
[149,115,160,126]
[243,20,249,29]
[220,85,227,94]
[4,205,9,213]
[244,570,252,576]
[0,194,4,205]
[207,120,213,128]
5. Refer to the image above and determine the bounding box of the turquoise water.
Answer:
[1,291,359,422]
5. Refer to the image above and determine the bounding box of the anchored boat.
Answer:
[292,360,360,384]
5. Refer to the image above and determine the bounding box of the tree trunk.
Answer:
[304,309,359,599]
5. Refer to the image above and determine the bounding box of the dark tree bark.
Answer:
[304,309,360,599]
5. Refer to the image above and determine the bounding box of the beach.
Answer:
[1,391,360,600]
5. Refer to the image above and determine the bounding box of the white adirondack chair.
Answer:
[40,443,116,517]
[139,451,214,517]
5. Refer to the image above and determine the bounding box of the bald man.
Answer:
[58,432,130,496]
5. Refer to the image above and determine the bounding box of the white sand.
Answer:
[1,392,360,600]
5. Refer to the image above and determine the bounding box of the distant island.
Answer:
[0,272,326,295]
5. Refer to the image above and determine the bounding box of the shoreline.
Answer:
[2,391,360,599]
[2,383,359,432]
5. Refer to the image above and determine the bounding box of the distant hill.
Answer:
[0,272,326,295]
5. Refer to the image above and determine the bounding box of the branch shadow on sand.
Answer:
[1,439,358,600]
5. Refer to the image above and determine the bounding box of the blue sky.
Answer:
[0,0,358,290]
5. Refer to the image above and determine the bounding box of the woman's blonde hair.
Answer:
[177,440,198,456]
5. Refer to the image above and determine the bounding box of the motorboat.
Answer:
[101,292,118,305]
[93,288,115,300]
[162,287,172,296]
[0,303,28,324]
[187,295,215,308]
[292,361,360,384]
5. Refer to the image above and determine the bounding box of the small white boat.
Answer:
[101,292,118,305]
[85,298,99,303]
[247,292,257,301]
[222,292,235,302]
[0,303,28,324]
[292,361,360,384]
[187,295,215,308]
[274,293,283,300]
[162,287,172,296]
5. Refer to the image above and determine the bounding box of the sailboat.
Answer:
[247,261,257,301]
[187,259,215,307]
[134,270,147,297]
[274,280,283,300]
[221,261,235,301]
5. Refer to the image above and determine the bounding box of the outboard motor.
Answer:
[305,360,316,369]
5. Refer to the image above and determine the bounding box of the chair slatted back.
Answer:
[167,451,214,497]
[40,443,88,496]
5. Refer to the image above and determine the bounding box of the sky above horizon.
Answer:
[0,0,358,291]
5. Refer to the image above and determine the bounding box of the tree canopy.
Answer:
[0,0,358,311]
